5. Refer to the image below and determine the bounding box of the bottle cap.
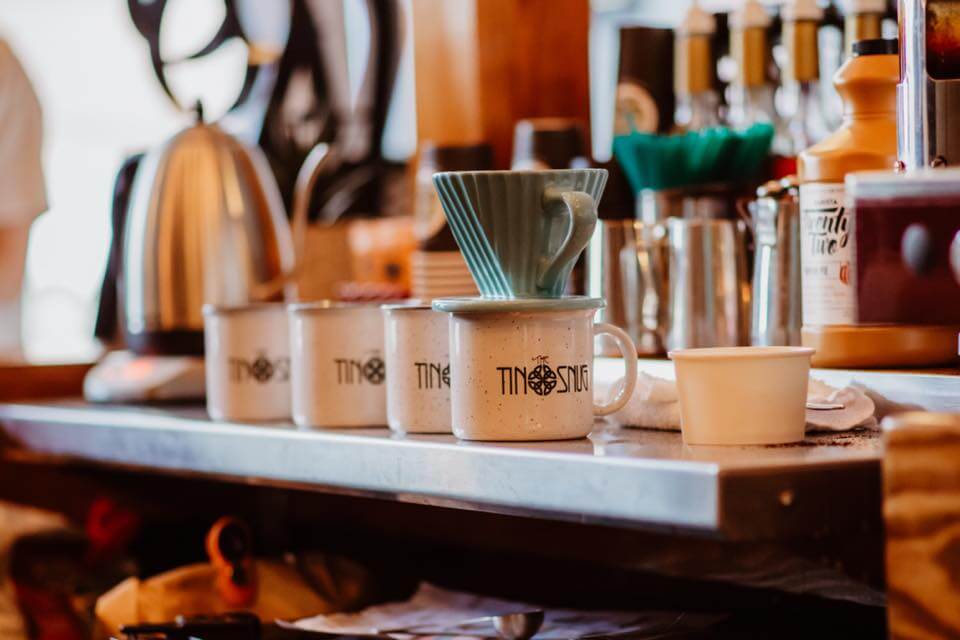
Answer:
[677,3,717,36]
[729,0,772,30]
[852,37,898,56]
[781,0,824,22]
[840,0,887,15]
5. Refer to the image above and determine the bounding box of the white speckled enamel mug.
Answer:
[433,297,638,441]
[289,302,387,428]
[382,304,451,434]
[203,303,291,422]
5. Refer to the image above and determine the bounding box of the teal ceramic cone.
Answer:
[433,169,607,298]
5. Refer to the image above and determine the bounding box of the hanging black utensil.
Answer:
[125,0,259,111]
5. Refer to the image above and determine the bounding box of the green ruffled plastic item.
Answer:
[613,123,774,193]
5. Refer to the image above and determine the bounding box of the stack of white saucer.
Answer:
[410,250,478,300]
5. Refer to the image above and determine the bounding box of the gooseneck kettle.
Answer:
[98,104,294,355]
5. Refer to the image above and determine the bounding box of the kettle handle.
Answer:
[205,517,257,608]
[94,153,144,345]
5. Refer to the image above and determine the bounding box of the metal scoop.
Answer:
[806,401,845,411]
[377,610,545,640]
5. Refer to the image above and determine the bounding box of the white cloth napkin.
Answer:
[603,372,682,431]
[600,373,877,433]
[282,583,699,637]
[804,378,876,432]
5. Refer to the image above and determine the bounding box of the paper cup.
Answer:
[670,346,814,445]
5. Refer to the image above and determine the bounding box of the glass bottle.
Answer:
[726,0,777,130]
[773,0,832,174]
[841,0,885,54]
[673,3,720,132]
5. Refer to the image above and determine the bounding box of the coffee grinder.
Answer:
[898,0,960,169]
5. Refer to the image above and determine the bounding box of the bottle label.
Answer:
[799,183,856,325]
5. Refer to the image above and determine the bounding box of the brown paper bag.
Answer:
[94,554,370,638]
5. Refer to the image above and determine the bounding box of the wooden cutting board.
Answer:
[885,412,960,638]
[0,362,92,401]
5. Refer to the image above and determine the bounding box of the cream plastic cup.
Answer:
[669,346,814,445]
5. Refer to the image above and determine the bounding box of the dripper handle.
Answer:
[538,187,597,293]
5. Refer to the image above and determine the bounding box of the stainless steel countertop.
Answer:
[0,398,882,539]
[0,356,912,540]
[15,358,960,541]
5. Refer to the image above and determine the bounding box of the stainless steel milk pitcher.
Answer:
[586,220,667,355]
[589,215,750,353]
[739,179,802,346]
[664,218,750,351]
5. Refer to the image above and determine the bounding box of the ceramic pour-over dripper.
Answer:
[432,169,607,298]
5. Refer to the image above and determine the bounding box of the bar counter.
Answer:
[5,359,952,542]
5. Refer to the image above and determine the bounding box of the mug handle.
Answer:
[592,322,638,416]
[538,187,598,292]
